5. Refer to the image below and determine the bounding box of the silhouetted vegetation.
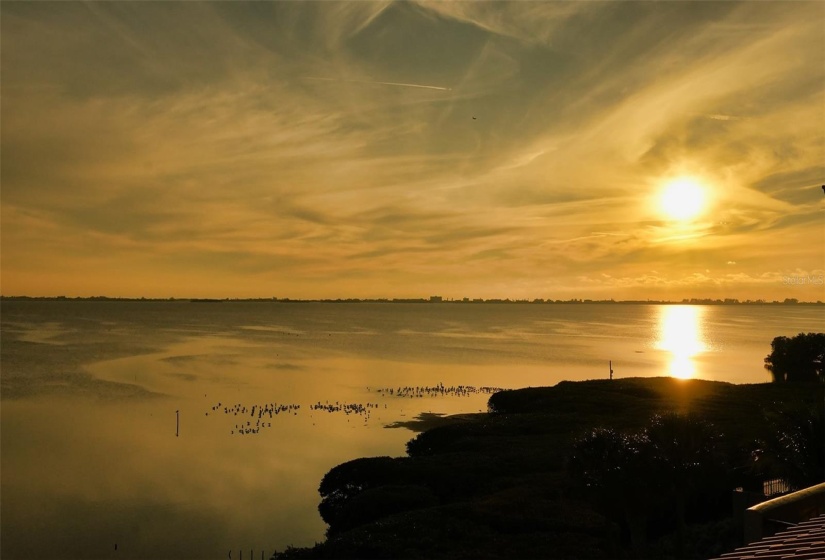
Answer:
[569,427,654,555]
[569,413,729,557]
[753,405,825,491]
[764,332,825,383]
[275,377,823,560]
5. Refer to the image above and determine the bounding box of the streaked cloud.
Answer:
[1,1,823,300]
[303,76,452,91]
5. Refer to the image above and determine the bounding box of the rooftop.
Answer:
[713,513,825,560]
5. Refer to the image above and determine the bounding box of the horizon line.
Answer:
[1,295,823,305]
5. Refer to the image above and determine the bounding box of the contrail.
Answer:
[303,77,451,91]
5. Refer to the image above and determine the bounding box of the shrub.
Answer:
[331,484,438,534]
[764,332,825,383]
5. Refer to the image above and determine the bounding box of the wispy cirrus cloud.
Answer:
[1,1,822,299]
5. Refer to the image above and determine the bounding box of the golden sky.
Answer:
[2,1,823,300]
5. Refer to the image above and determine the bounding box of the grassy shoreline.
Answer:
[276,377,823,559]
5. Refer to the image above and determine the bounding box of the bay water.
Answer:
[1,301,822,559]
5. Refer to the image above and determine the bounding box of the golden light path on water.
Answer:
[5,301,825,559]
[656,305,708,379]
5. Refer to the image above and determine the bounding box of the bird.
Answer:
[472,116,477,120]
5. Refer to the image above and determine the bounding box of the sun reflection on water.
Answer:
[656,305,707,379]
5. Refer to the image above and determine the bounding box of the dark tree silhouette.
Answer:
[568,427,655,556]
[318,456,412,530]
[764,332,825,383]
[569,414,727,557]
[645,412,725,555]
[756,406,825,491]
[327,484,438,534]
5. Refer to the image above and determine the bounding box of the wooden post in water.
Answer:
[176,410,180,437]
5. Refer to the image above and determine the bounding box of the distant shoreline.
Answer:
[1,295,823,305]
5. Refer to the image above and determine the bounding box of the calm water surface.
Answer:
[1,301,822,559]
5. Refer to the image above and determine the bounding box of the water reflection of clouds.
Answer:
[1,395,398,558]
[5,302,823,559]
[656,306,708,379]
[11,321,75,345]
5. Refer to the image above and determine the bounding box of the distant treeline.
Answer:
[1,295,823,305]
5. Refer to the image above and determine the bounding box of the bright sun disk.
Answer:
[660,177,706,221]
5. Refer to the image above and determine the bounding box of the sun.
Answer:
[660,177,706,221]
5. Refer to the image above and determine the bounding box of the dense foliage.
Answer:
[754,405,825,490]
[276,377,823,560]
[569,413,729,556]
[764,332,825,383]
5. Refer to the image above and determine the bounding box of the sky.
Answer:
[1,1,823,301]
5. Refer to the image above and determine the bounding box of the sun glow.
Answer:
[660,177,706,221]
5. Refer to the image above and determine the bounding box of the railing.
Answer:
[744,482,825,544]
[763,478,791,497]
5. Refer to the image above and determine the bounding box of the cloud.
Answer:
[1,1,822,299]
[303,76,452,91]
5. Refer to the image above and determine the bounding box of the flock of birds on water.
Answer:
[203,383,505,436]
